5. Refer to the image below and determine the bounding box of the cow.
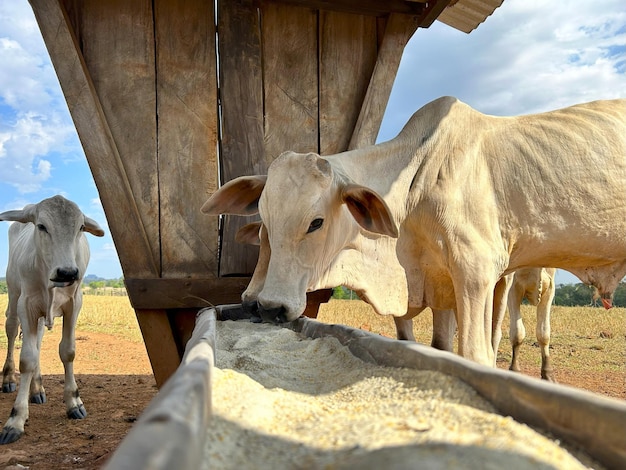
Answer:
[235,221,457,348]
[492,268,557,381]
[202,96,626,367]
[0,195,105,444]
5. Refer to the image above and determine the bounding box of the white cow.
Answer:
[235,221,456,348]
[202,97,626,366]
[492,268,557,381]
[0,195,104,444]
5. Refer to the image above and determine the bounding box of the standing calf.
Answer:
[0,195,104,444]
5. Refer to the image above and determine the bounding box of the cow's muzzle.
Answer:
[50,267,79,287]
[257,304,289,324]
[242,300,263,323]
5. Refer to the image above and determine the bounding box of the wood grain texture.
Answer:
[35,0,158,278]
[349,13,420,149]
[125,277,251,309]
[262,2,319,165]
[319,11,377,155]
[154,0,220,278]
[135,309,183,387]
[218,0,265,276]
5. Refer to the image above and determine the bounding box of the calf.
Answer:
[0,195,104,444]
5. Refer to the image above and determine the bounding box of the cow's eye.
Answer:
[307,218,324,234]
[37,224,48,233]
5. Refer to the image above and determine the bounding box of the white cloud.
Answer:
[379,0,626,141]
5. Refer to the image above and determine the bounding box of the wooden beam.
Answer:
[348,13,420,149]
[30,0,159,278]
[125,277,251,309]
[418,0,454,28]
[264,0,427,17]
[135,309,183,388]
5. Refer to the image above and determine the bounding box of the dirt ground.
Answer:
[0,326,623,469]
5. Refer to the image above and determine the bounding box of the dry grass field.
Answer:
[318,300,625,399]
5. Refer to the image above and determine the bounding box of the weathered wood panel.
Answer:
[62,0,160,277]
[349,13,420,148]
[319,11,377,155]
[33,0,158,278]
[155,0,220,278]
[218,0,265,276]
[262,3,319,165]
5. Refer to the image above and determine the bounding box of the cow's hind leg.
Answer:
[431,309,456,352]
[61,300,86,419]
[2,300,19,393]
[537,275,556,382]
[393,317,415,341]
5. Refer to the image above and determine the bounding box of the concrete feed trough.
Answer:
[105,306,626,469]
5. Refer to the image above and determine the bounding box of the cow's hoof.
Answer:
[30,392,47,404]
[2,383,16,393]
[67,404,87,419]
[0,426,23,445]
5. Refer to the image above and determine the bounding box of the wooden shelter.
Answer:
[29,0,504,387]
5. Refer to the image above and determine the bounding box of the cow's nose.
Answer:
[242,300,262,323]
[258,305,288,324]
[53,267,79,282]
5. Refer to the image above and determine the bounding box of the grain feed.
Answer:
[202,320,600,469]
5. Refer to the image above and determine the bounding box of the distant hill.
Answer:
[83,274,106,283]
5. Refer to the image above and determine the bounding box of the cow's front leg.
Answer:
[61,302,86,419]
[453,274,496,367]
[29,317,47,404]
[0,311,38,444]
[2,302,19,393]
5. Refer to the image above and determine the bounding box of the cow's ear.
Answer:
[236,222,262,246]
[83,216,105,237]
[341,184,399,238]
[201,176,267,216]
[0,205,35,224]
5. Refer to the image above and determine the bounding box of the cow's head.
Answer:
[0,195,105,287]
[202,151,398,323]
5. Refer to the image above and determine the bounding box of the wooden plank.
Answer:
[319,11,377,155]
[264,0,427,17]
[218,0,265,276]
[348,13,420,149]
[125,277,252,309]
[32,0,158,278]
[135,309,182,388]
[262,2,319,164]
[154,0,220,278]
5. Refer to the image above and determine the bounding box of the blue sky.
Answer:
[1,0,625,283]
